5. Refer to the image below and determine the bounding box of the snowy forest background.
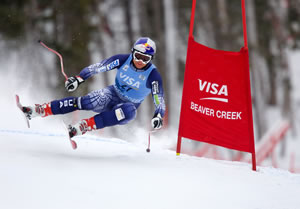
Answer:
[1,0,300,171]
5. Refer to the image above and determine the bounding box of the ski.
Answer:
[15,94,30,128]
[62,121,78,150]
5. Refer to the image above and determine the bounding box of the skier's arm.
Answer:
[79,54,130,80]
[65,54,129,92]
[147,69,166,129]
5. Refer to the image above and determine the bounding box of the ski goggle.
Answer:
[133,51,152,64]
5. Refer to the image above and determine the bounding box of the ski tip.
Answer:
[37,39,41,43]
[15,94,30,129]
[61,120,78,150]
[71,140,78,150]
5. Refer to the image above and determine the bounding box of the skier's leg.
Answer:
[23,86,118,120]
[94,102,137,128]
[77,86,119,112]
[50,97,80,114]
[68,102,137,138]
[43,86,118,117]
[22,97,80,120]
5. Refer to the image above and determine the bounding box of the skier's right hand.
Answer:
[65,76,84,92]
[151,113,163,130]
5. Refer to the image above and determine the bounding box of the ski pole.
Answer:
[38,40,68,81]
[146,129,157,153]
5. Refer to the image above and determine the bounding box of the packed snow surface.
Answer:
[0,104,300,209]
[1,51,300,209]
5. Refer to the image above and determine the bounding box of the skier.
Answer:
[21,37,165,138]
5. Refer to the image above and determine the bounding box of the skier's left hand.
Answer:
[151,113,163,130]
[65,76,84,92]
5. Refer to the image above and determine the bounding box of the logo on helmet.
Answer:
[143,43,151,50]
[133,37,156,56]
[135,44,152,53]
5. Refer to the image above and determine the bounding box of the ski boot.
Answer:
[67,117,97,138]
[22,103,52,120]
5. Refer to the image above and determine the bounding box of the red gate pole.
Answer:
[176,136,182,156]
[177,0,197,156]
[241,0,257,171]
[241,0,248,49]
[189,0,197,38]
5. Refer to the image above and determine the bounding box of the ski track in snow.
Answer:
[1,128,300,209]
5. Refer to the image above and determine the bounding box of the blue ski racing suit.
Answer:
[49,54,166,130]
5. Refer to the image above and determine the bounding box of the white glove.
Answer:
[151,113,163,130]
[65,76,84,92]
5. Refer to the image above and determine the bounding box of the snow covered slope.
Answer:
[1,121,300,209]
[0,58,300,209]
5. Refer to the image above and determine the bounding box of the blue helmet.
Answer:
[132,37,156,56]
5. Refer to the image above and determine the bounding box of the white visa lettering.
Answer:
[210,83,219,94]
[120,72,140,88]
[198,79,228,96]
[132,82,140,88]
[218,85,228,96]
[205,82,211,92]
[127,78,134,85]
[199,80,207,91]
[120,72,126,78]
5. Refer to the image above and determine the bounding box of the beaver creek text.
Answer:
[190,101,242,120]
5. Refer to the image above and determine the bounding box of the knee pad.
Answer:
[114,103,137,125]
